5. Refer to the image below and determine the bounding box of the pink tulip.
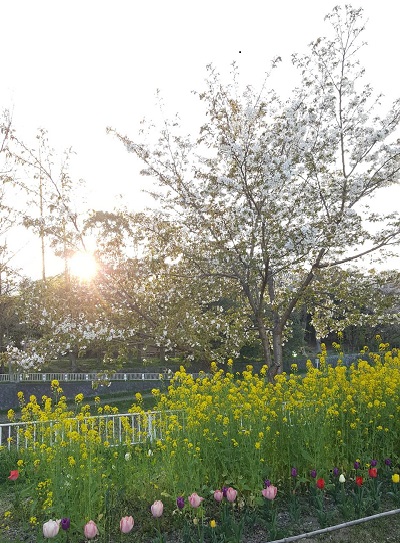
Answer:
[262,484,278,500]
[214,489,224,502]
[226,487,237,503]
[43,519,60,538]
[120,516,134,534]
[188,492,204,508]
[84,520,99,539]
[151,500,164,517]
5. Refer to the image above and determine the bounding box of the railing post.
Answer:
[147,414,154,441]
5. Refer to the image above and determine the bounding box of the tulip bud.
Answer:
[84,520,99,539]
[8,470,19,481]
[60,517,70,531]
[339,474,346,483]
[226,487,237,503]
[368,467,378,478]
[151,500,164,518]
[214,489,224,502]
[262,484,277,500]
[43,519,60,538]
[120,516,134,534]
[188,492,204,508]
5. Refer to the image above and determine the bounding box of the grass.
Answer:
[299,512,400,542]
[0,389,157,423]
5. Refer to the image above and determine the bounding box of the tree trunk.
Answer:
[256,315,273,373]
[268,330,283,382]
[137,343,143,364]
[68,351,78,372]
[159,345,166,365]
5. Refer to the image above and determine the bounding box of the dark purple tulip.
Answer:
[333,467,339,477]
[310,469,317,478]
[176,496,185,510]
[264,479,271,487]
[222,486,229,497]
[354,461,361,470]
[291,467,297,477]
[370,459,377,467]
[60,518,70,531]
[385,458,392,466]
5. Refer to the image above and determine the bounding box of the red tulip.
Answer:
[8,470,19,481]
[316,478,325,490]
[368,467,378,478]
[356,476,363,487]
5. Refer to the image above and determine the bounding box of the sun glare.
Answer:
[69,252,98,281]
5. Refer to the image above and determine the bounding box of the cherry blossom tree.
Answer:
[9,274,124,372]
[4,126,88,280]
[0,109,24,370]
[109,6,400,380]
[85,209,253,366]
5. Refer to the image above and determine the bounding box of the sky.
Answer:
[1,0,400,277]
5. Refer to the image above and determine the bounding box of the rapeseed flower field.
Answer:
[1,342,399,541]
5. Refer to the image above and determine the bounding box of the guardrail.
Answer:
[0,410,185,451]
[0,371,203,383]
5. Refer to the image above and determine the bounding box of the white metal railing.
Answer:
[0,410,185,451]
[0,371,204,383]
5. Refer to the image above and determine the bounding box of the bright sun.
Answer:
[68,252,98,281]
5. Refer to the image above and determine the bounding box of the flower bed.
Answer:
[0,343,399,541]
